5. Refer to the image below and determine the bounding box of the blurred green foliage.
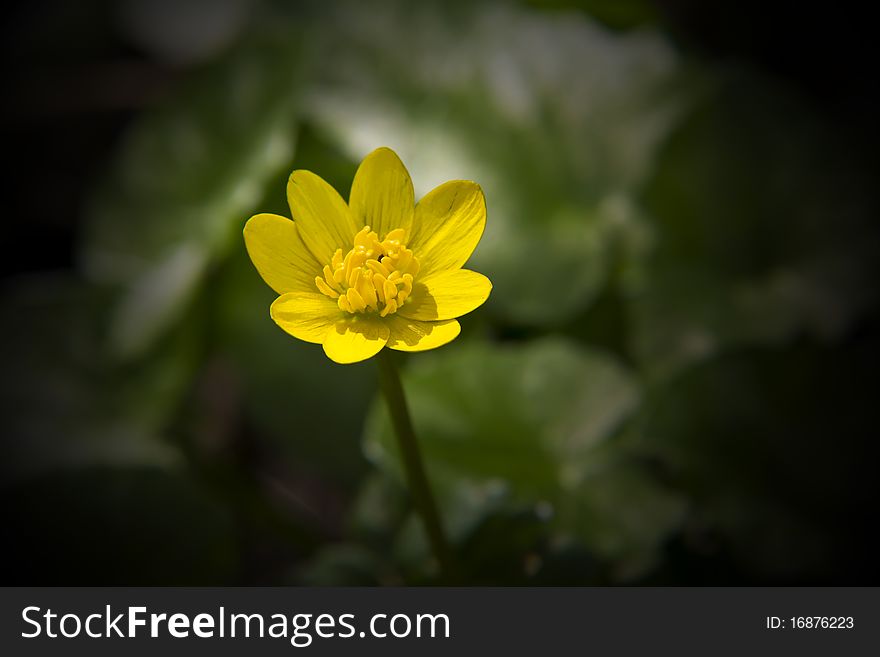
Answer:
[83,32,305,358]
[364,339,684,582]
[2,0,877,584]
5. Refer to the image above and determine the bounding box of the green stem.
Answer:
[377,350,455,582]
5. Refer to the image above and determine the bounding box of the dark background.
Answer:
[1,0,878,585]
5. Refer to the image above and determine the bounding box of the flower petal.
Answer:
[270,292,341,344]
[244,213,321,294]
[349,147,414,240]
[287,169,359,264]
[398,269,492,321]
[386,316,460,352]
[409,180,486,279]
[323,317,390,364]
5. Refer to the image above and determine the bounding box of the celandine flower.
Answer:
[244,147,491,364]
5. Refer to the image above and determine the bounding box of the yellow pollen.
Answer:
[315,226,420,316]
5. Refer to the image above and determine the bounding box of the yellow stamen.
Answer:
[315,276,339,298]
[398,273,413,303]
[348,267,361,290]
[374,273,387,303]
[358,274,378,308]
[331,248,344,269]
[346,287,366,313]
[366,259,391,276]
[383,279,398,304]
[315,226,420,317]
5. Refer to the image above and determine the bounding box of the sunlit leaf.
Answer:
[305,0,690,324]
[82,35,305,358]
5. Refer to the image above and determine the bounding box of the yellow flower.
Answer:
[243,147,492,364]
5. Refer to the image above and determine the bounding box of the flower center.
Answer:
[315,226,420,317]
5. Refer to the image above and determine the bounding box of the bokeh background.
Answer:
[2,0,878,585]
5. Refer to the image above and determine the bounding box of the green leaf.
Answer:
[363,338,683,578]
[566,462,686,579]
[82,34,305,358]
[304,1,690,325]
